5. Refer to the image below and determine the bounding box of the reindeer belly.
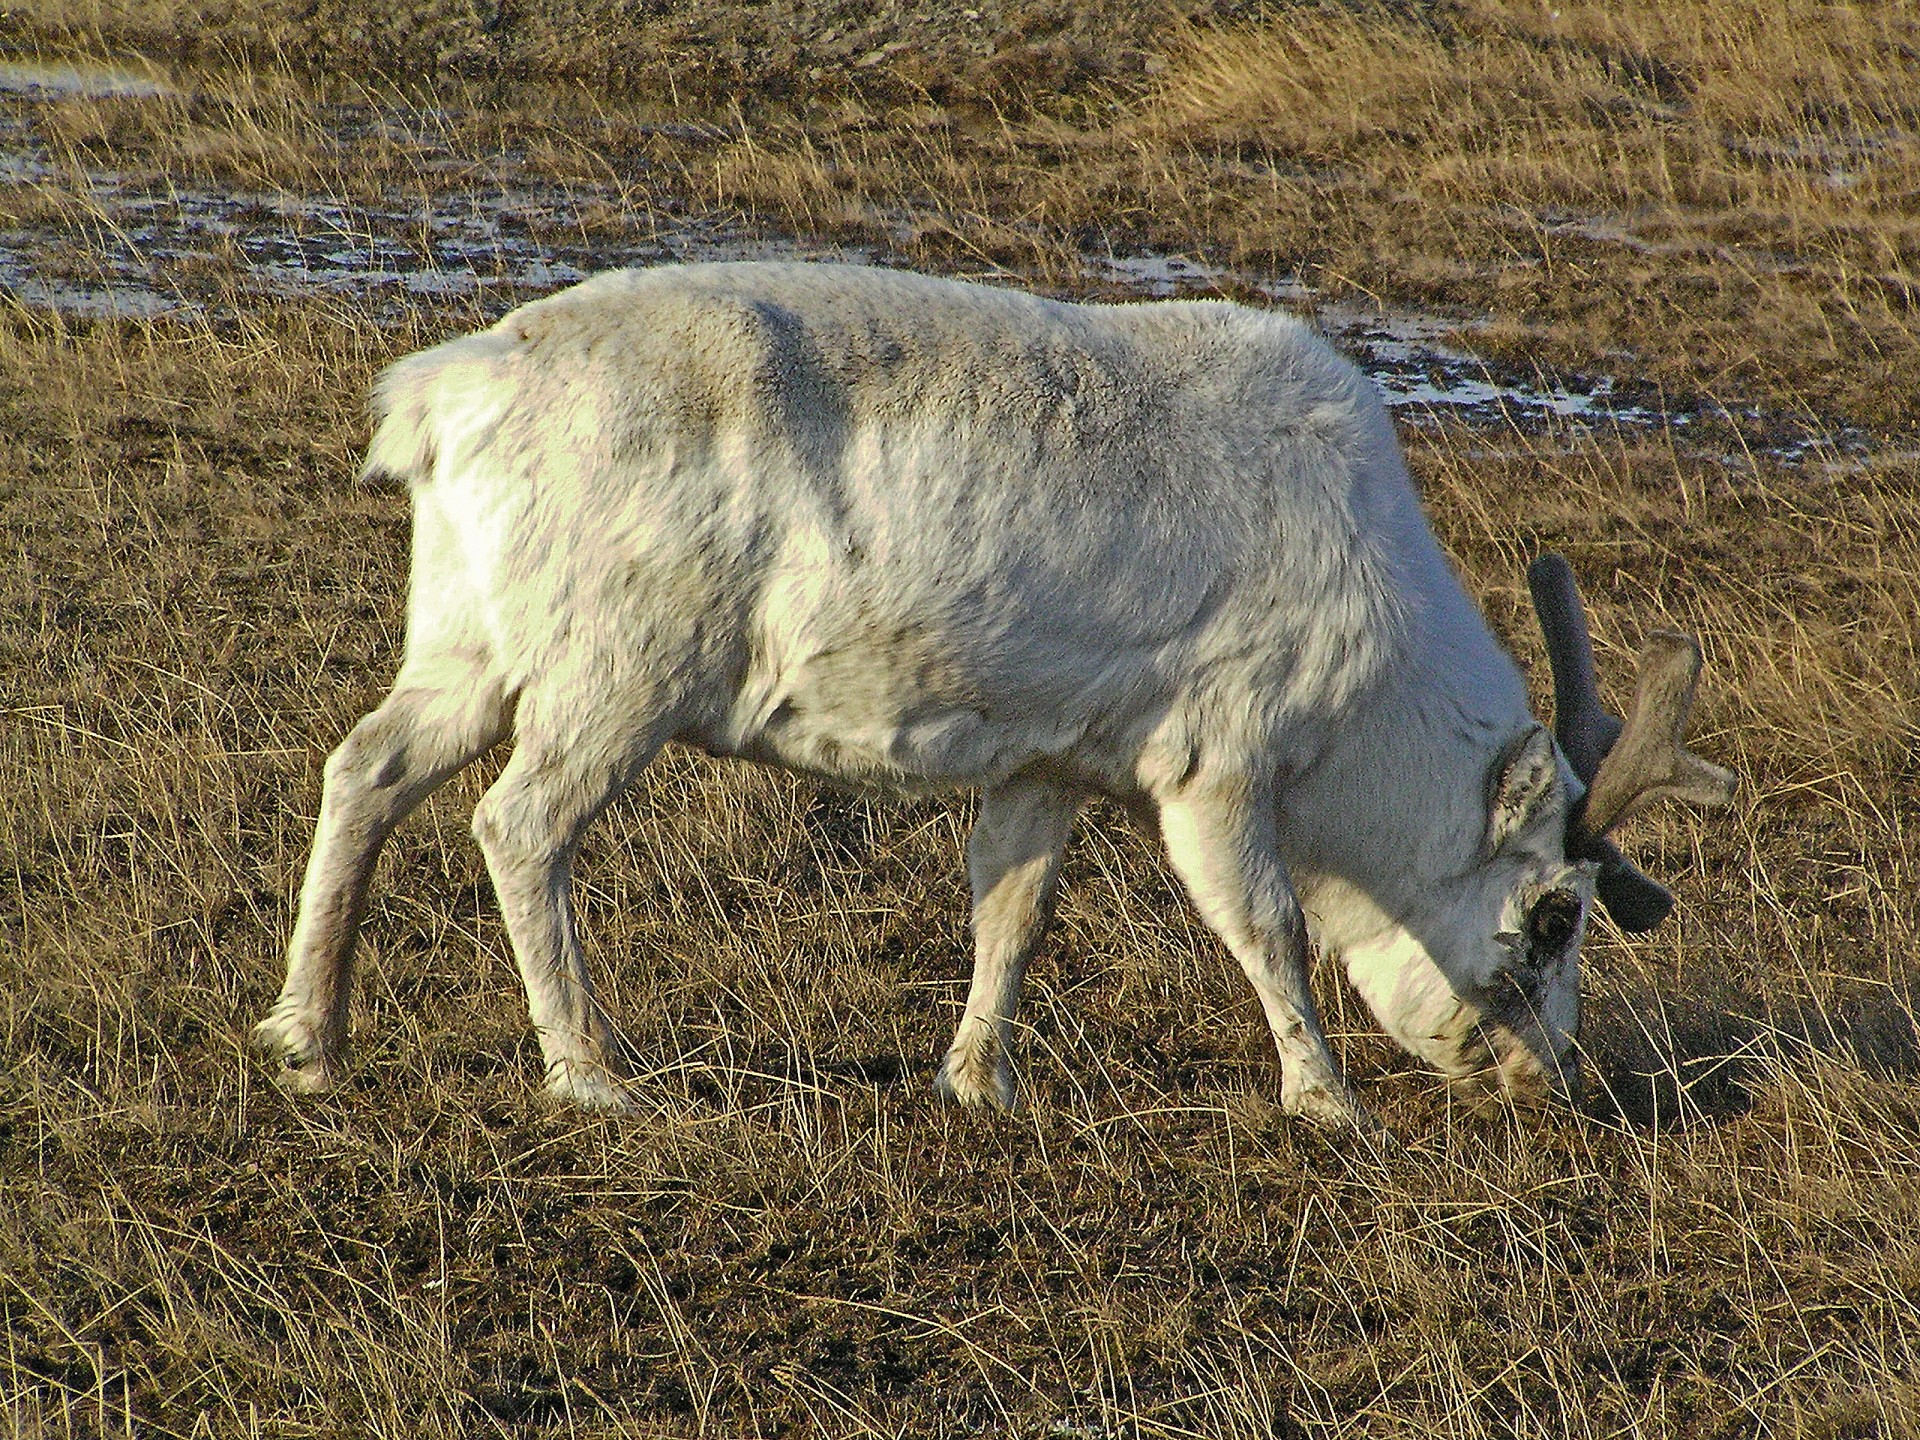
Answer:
[711,589,1164,794]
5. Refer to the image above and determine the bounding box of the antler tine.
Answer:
[1527,553,1737,934]
[1580,632,1739,838]
[1526,553,1621,781]
[1583,833,1674,932]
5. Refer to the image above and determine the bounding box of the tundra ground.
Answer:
[2,3,1918,1435]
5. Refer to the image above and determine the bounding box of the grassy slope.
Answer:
[13,0,1920,429]
[5,0,1176,112]
[3,2,1919,1435]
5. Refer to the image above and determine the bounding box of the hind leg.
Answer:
[258,660,512,1091]
[469,695,669,1111]
[934,777,1079,1109]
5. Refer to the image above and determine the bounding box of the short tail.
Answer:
[362,329,520,487]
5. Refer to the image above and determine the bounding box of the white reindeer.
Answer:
[255,262,1733,1126]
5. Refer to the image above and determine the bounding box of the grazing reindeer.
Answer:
[255,262,1733,1126]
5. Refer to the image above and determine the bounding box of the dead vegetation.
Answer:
[3,1,1919,1435]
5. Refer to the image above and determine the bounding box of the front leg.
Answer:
[1155,773,1370,1129]
[934,777,1079,1109]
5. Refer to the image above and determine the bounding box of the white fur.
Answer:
[257,261,1594,1123]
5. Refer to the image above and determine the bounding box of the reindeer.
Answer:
[254,262,1734,1127]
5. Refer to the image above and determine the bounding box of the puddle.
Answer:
[1089,250,1233,297]
[0,56,891,320]
[0,135,884,323]
[0,59,170,100]
[1087,248,1673,436]
[0,62,1862,459]
[1306,303,1664,430]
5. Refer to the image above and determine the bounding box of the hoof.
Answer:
[253,1009,344,1094]
[543,1060,635,1115]
[1282,1074,1381,1136]
[933,1050,1016,1111]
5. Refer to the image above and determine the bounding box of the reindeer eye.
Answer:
[1527,890,1582,956]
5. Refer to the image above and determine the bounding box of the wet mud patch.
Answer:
[0,171,871,321]
[0,62,892,323]
[0,57,170,100]
[0,54,1889,480]
[0,56,1824,458]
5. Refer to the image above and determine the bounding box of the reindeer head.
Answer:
[1476,552,1737,1100]
[1337,554,1736,1105]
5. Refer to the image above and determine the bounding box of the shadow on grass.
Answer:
[1578,982,1920,1129]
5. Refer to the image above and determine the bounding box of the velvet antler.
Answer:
[1527,554,1738,932]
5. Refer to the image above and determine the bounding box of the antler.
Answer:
[1527,554,1738,932]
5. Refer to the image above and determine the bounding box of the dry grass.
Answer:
[666,1,1920,430]
[13,1,1919,421]
[4,2,1920,1435]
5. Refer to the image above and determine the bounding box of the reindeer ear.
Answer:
[1486,725,1561,856]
